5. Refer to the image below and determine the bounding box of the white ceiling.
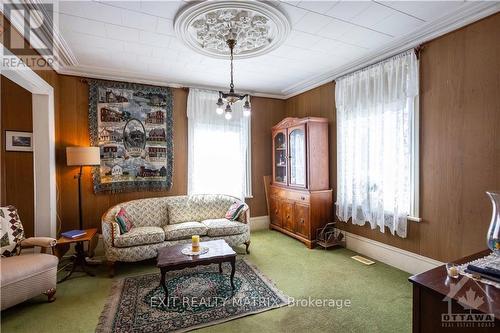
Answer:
[52,0,498,98]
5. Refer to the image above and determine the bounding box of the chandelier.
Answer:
[216,37,251,120]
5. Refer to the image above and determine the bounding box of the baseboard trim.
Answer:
[250,215,270,231]
[343,231,443,275]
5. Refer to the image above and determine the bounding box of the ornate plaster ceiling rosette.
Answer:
[174,1,291,59]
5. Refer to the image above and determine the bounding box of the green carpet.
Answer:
[1,230,412,333]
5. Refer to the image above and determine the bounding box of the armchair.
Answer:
[0,206,59,310]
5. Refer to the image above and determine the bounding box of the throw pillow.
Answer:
[0,206,25,257]
[115,207,133,234]
[225,202,246,221]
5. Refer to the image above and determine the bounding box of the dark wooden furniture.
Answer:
[56,228,97,282]
[409,250,500,332]
[157,240,236,298]
[270,117,333,248]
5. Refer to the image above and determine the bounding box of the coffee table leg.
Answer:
[230,258,235,290]
[160,269,168,298]
[219,262,222,274]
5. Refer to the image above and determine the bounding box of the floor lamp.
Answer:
[61,146,100,282]
[66,146,100,230]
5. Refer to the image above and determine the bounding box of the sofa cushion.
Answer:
[115,207,134,234]
[119,199,168,227]
[202,218,248,237]
[0,253,58,286]
[225,202,246,221]
[167,202,197,224]
[167,195,240,224]
[163,222,208,241]
[114,226,165,248]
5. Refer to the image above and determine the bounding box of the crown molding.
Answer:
[281,1,500,99]
[5,1,497,100]
[57,65,286,100]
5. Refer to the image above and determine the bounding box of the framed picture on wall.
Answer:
[5,131,33,152]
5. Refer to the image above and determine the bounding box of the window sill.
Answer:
[407,216,422,222]
[334,203,422,222]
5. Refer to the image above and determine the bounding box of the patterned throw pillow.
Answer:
[0,206,25,257]
[225,202,246,221]
[115,207,134,234]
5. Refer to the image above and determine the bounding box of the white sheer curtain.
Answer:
[335,50,419,238]
[187,88,251,199]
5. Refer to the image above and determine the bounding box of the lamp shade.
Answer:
[66,147,100,166]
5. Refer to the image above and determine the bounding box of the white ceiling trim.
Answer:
[281,1,500,98]
[57,64,286,100]
[5,1,498,100]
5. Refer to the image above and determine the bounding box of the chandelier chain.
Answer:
[229,40,235,91]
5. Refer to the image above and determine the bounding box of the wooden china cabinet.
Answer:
[270,117,333,248]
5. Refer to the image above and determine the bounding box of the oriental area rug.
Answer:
[96,259,289,333]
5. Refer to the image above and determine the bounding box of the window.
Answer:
[335,50,419,238]
[187,88,251,199]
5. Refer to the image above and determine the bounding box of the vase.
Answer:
[486,191,500,254]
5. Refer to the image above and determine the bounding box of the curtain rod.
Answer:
[333,45,423,82]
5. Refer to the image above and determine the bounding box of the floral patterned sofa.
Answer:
[101,194,250,276]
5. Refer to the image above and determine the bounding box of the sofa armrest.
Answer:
[102,207,121,248]
[102,220,120,248]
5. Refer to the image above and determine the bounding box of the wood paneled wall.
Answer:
[248,97,286,216]
[56,77,190,231]
[0,77,35,237]
[284,13,500,262]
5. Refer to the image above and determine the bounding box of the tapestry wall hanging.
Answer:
[88,80,173,193]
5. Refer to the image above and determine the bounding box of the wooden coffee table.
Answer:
[157,239,236,298]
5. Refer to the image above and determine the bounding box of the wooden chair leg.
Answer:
[44,288,56,302]
[107,261,116,278]
[244,241,251,254]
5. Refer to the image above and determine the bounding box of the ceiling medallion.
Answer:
[174,1,291,59]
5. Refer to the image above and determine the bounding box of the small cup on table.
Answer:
[446,263,460,278]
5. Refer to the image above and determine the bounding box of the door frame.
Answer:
[1,52,57,237]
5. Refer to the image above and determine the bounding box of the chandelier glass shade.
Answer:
[216,38,251,119]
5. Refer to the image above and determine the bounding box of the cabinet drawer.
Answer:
[294,203,310,238]
[270,196,282,227]
[270,187,310,203]
[281,201,295,232]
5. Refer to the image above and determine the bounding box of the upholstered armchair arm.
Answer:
[17,237,57,255]
[20,237,57,248]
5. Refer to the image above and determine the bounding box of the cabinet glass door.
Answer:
[289,126,306,187]
[273,131,287,184]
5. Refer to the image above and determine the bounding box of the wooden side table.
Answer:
[409,250,500,332]
[57,228,98,282]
